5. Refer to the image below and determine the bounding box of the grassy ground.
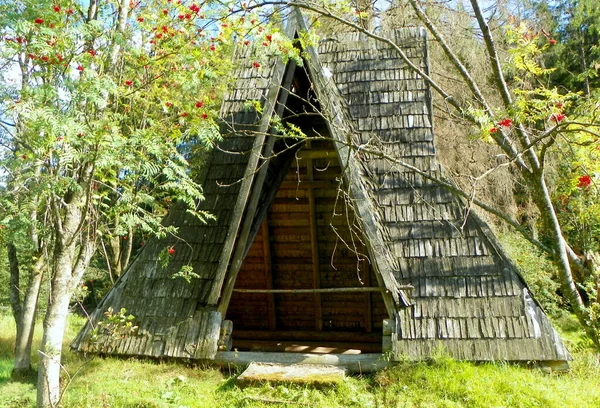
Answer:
[2,314,600,407]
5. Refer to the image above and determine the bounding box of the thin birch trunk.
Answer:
[469,0,597,346]
[8,244,22,334]
[530,173,598,347]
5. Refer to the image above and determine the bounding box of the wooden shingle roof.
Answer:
[309,24,568,361]
[73,11,569,363]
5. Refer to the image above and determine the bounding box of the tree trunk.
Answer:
[531,173,599,347]
[107,227,132,280]
[12,255,44,378]
[37,246,75,408]
[8,244,23,334]
[37,236,95,408]
[577,29,591,96]
[37,176,95,407]
[37,235,96,408]
[108,235,121,281]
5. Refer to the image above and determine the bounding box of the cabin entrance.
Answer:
[225,137,388,354]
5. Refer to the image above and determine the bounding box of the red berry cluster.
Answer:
[577,175,592,188]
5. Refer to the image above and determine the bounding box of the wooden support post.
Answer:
[215,59,297,314]
[261,221,276,331]
[363,261,372,333]
[307,146,323,331]
[218,320,233,351]
[382,319,395,353]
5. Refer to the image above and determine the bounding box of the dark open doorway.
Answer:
[223,58,388,353]
[226,136,388,354]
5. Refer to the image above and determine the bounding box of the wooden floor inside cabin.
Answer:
[231,329,383,354]
[231,340,381,354]
[226,139,387,355]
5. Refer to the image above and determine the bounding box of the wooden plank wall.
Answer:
[226,138,387,339]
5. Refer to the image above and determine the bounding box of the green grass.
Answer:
[1,313,600,407]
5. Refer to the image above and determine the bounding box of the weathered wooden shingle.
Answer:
[315,27,568,362]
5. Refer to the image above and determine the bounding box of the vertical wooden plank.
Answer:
[262,220,277,331]
[364,261,373,332]
[307,148,323,331]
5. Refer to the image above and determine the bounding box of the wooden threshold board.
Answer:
[232,340,382,354]
[214,352,389,373]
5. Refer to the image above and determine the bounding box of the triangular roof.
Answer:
[73,11,569,363]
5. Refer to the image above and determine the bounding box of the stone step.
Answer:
[236,362,346,388]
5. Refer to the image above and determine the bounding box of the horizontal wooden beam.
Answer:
[233,286,412,294]
[295,150,337,159]
[279,181,338,189]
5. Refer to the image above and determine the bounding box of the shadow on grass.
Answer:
[6,367,37,384]
[217,375,240,392]
[0,330,38,385]
[0,353,37,408]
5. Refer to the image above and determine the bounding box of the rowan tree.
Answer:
[0,0,280,406]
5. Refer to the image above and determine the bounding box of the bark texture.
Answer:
[38,169,95,407]
[37,270,72,407]
[9,244,44,378]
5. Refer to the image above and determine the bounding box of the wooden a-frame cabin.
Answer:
[73,12,569,369]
